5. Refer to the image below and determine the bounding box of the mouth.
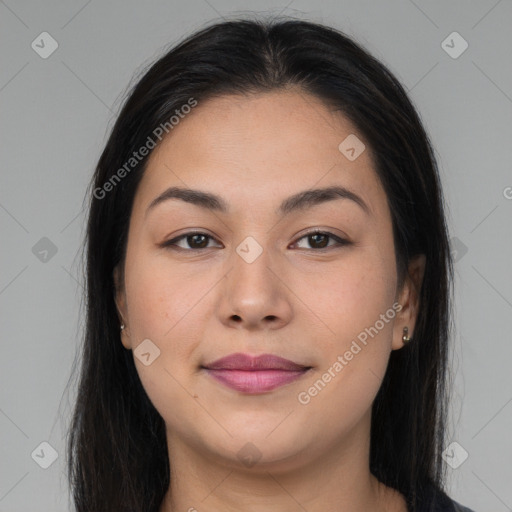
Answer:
[201,352,312,394]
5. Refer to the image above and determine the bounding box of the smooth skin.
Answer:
[114,89,425,512]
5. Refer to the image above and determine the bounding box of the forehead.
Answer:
[133,90,385,218]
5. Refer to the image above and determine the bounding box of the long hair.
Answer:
[66,16,453,512]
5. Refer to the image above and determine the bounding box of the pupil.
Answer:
[311,233,327,248]
[189,234,208,248]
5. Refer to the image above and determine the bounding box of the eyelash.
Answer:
[161,229,350,252]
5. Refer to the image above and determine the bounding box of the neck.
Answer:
[158,410,407,512]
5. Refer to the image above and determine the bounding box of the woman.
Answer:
[66,17,476,512]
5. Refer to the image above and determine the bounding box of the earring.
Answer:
[120,324,125,330]
[402,326,412,345]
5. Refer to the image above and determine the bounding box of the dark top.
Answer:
[451,502,476,512]
[412,482,475,512]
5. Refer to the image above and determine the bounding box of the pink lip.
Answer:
[202,353,311,394]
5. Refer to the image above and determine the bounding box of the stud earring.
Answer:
[120,324,125,330]
[402,326,412,345]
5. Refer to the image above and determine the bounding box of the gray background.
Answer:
[1,1,511,511]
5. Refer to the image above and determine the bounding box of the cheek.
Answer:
[295,249,396,339]
[123,257,207,430]
[125,252,203,338]
[125,267,169,337]
[122,256,204,398]
[295,250,396,413]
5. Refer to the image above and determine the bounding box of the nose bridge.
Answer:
[218,233,292,329]
[230,234,276,297]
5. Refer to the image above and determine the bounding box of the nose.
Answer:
[217,245,293,331]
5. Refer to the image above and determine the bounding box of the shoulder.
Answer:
[416,482,476,512]
[451,499,476,512]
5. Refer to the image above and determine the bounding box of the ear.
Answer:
[113,265,131,350]
[392,254,426,350]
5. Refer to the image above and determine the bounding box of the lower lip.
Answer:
[204,368,310,393]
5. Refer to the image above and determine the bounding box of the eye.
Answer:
[162,231,222,251]
[161,229,350,252]
[292,230,350,250]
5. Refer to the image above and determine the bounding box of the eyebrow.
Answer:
[145,185,370,218]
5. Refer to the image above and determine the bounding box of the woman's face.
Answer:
[114,90,422,471]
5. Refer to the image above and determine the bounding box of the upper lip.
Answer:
[202,353,310,371]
